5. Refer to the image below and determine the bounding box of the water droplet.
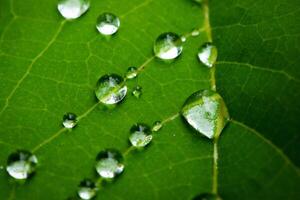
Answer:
[77,179,97,200]
[197,42,218,67]
[95,149,124,179]
[95,74,127,105]
[126,67,138,79]
[6,150,38,180]
[153,32,183,60]
[191,29,200,36]
[63,113,78,129]
[192,193,222,200]
[96,13,120,35]
[58,0,90,19]
[181,90,229,139]
[132,86,142,98]
[181,36,187,42]
[129,123,152,148]
[152,121,163,132]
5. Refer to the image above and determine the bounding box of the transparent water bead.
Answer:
[58,0,90,19]
[126,67,138,79]
[153,32,183,60]
[193,193,222,200]
[95,149,124,179]
[197,42,218,67]
[152,121,163,132]
[129,123,152,148]
[181,90,229,139]
[96,13,120,35]
[95,74,127,105]
[77,179,97,200]
[63,113,78,128]
[132,86,142,98]
[6,150,38,180]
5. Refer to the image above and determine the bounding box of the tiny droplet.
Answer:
[6,150,38,180]
[58,0,90,19]
[126,67,138,79]
[77,179,97,200]
[152,121,163,132]
[197,42,218,67]
[129,123,152,148]
[132,86,142,98]
[96,13,120,35]
[181,90,229,139]
[95,74,127,105]
[153,32,183,60]
[95,149,124,179]
[63,113,78,129]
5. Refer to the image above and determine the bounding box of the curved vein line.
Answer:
[216,61,300,82]
[230,119,300,174]
[0,20,66,117]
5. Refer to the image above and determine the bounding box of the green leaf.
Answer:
[0,0,299,200]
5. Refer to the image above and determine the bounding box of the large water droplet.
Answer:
[152,121,163,132]
[58,0,90,19]
[181,90,229,139]
[77,179,97,200]
[95,149,124,179]
[197,43,218,67]
[129,123,152,148]
[126,67,138,79]
[193,193,222,200]
[95,74,127,105]
[6,150,38,180]
[153,32,183,60]
[96,13,120,35]
[63,113,78,129]
[132,86,142,98]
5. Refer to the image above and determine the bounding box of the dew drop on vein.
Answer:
[129,123,153,148]
[63,113,78,129]
[193,193,222,200]
[153,32,183,60]
[126,66,138,79]
[152,121,163,132]
[77,178,97,200]
[95,149,124,179]
[96,13,120,35]
[95,74,127,105]
[181,90,229,139]
[58,0,90,19]
[6,150,38,180]
[132,85,142,98]
[198,42,218,68]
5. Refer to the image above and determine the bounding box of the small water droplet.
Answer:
[77,179,97,200]
[152,121,163,132]
[191,29,200,36]
[192,193,222,200]
[197,42,218,67]
[58,0,90,19]
[6,150,38,180]
[63,113,78,129]
[181,90,229,139]
[95,74,127,105]
[96,13,120,35]
[132,86,142,98]
[95,149,124,179]
[126,67,138,79]
[129,123,152,148]
[153,32,183,60]
[181,36,187,42]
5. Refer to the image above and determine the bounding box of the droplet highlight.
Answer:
[152,121,163,132]
[95,149,124,179]
[95,74,127,105]
[132,86,142,98]
[181,90,229,139]
[126,67,138,79]
[96,13,120,35]
[193,193,222,200]
[153,32,183,60]
[63,113,78,129]
[129,123,152,148]
[57,0,90,19]
[6,150,38,180]
[77,179,97,200]
[197,42,218,67]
